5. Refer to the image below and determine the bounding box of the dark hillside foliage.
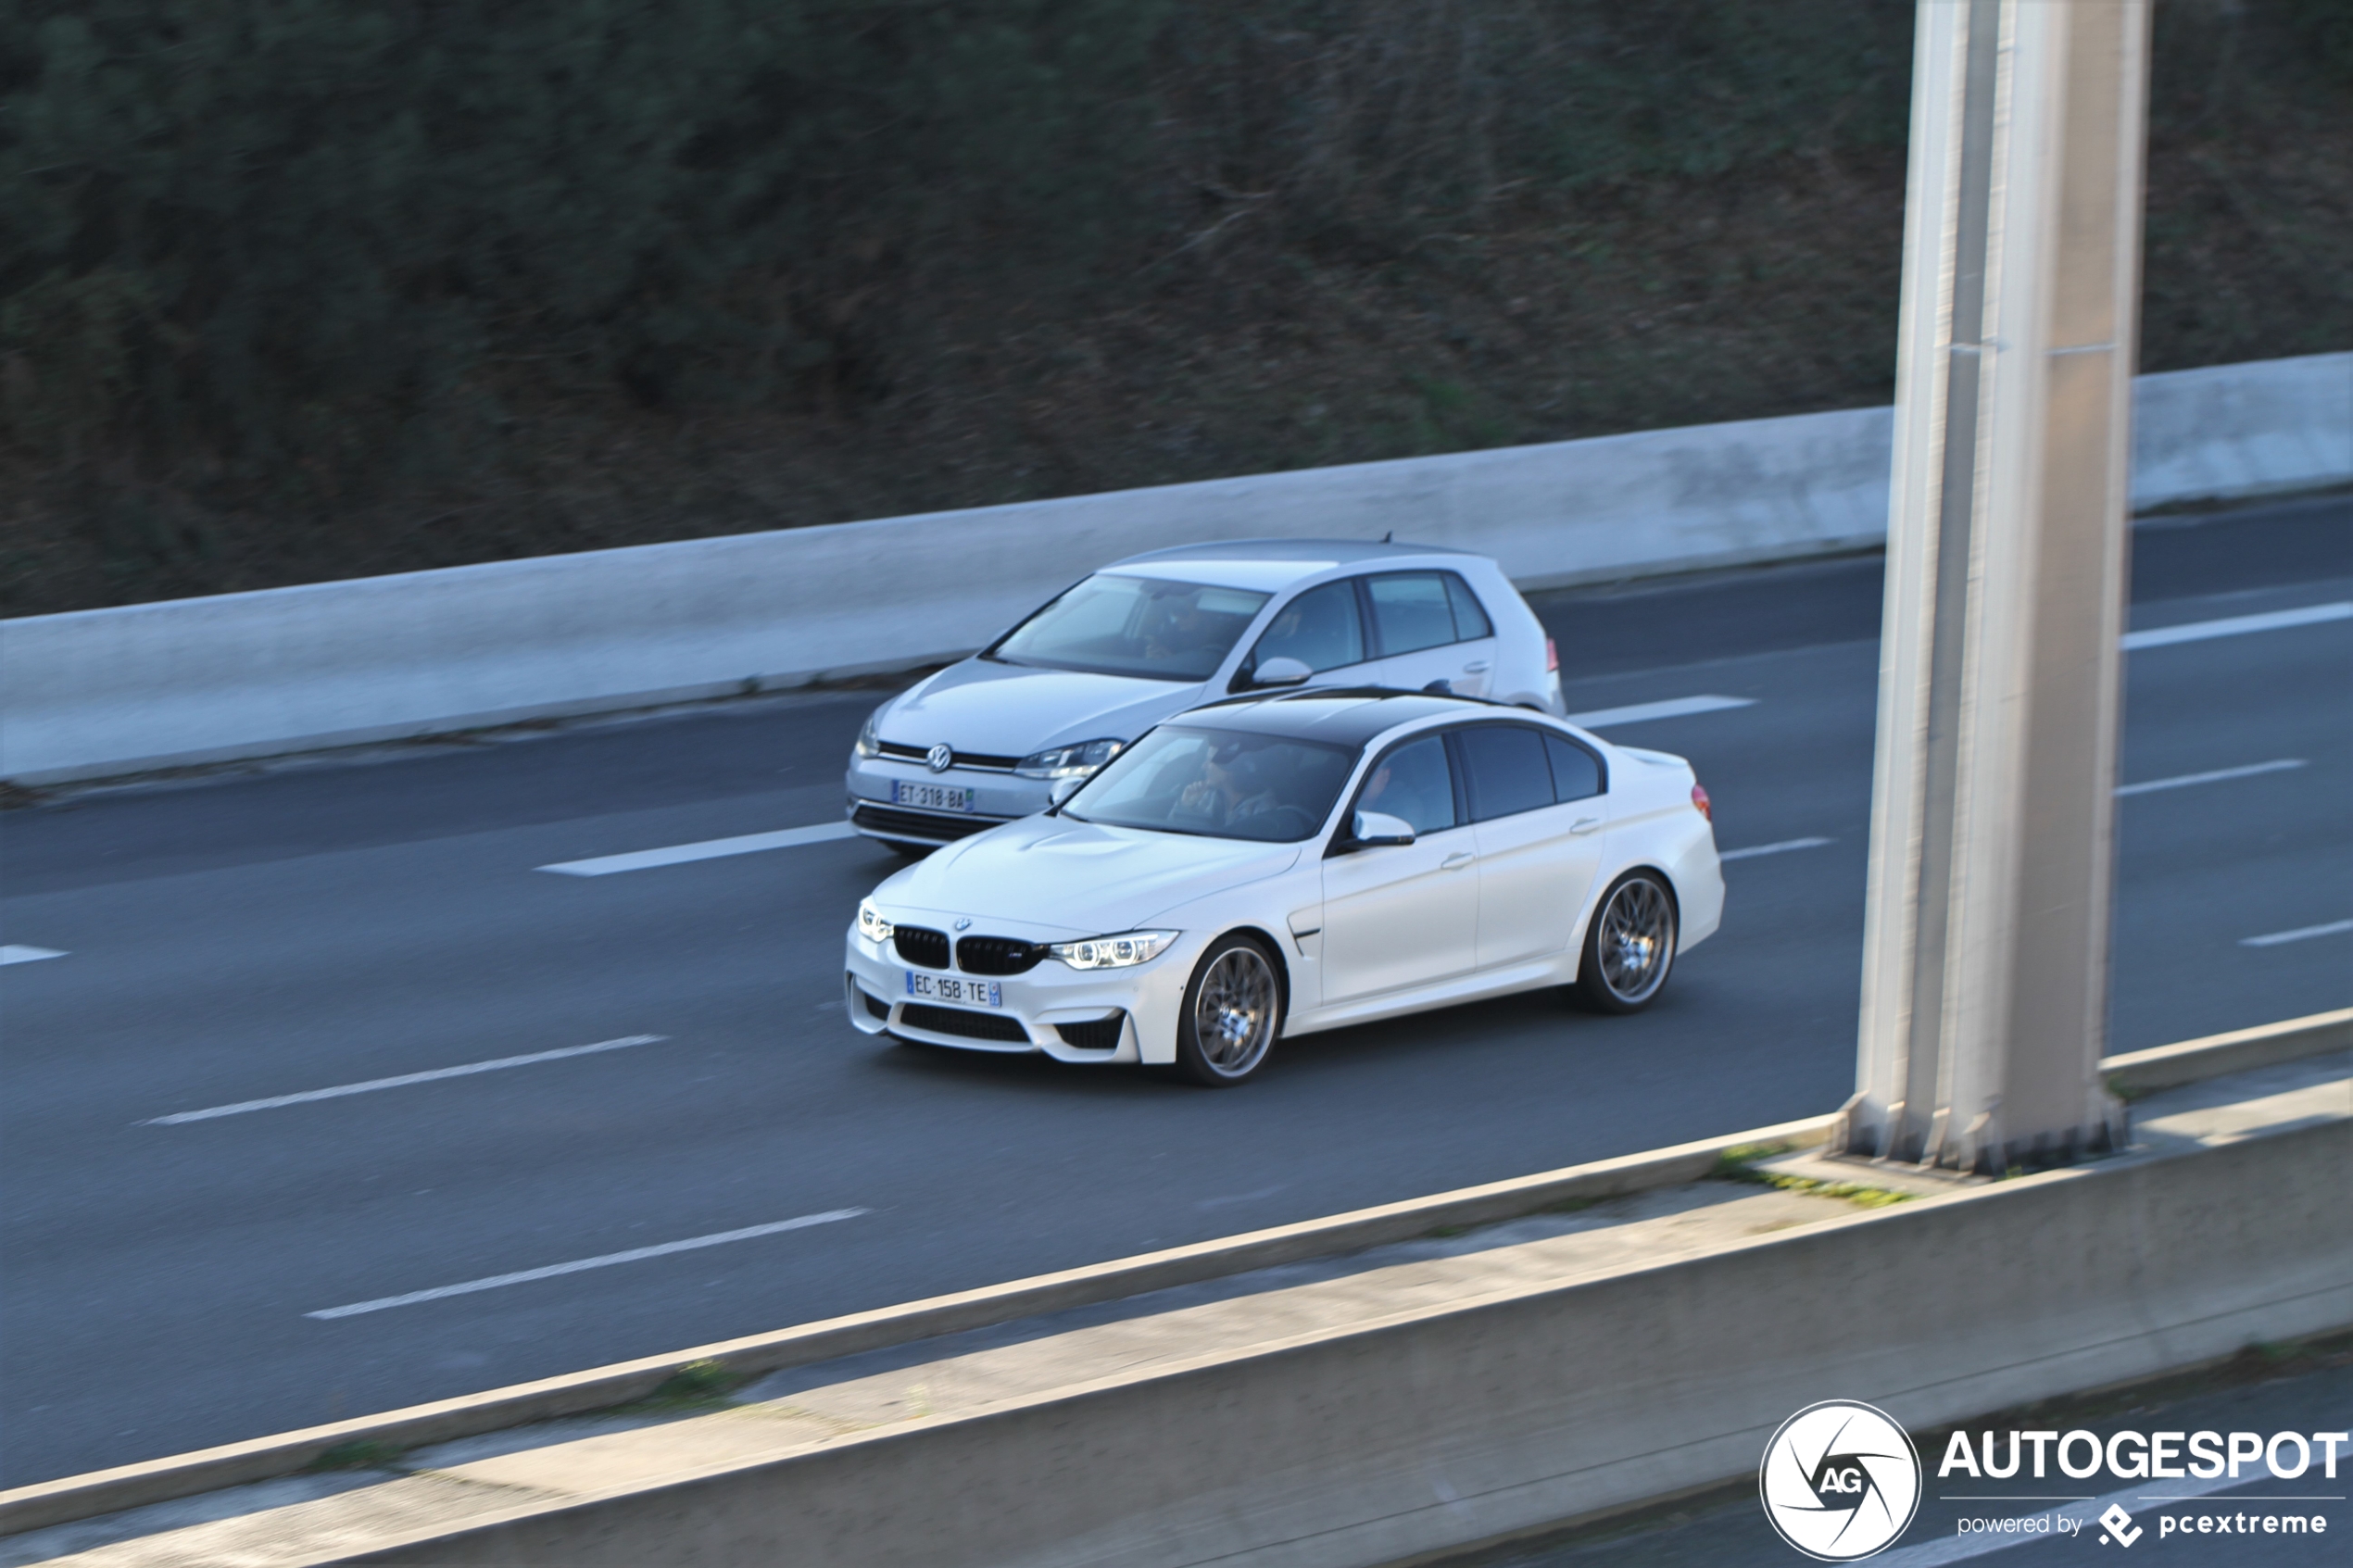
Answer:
[3,0,2347,613]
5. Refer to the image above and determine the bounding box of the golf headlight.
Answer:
[854,709,885,759]
[1050,931,1177,969]
[1015,737,1124,780]
[857,900,895,943]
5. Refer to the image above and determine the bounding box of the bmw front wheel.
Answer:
[1174,935,1283,1086]
[1576,871,1678,1013]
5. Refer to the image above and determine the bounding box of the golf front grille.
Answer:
[899,1003,1029,1043]
[851,803,1000,843]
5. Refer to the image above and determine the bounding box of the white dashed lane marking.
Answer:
[147,1035,667,1125]
[538,822,859,876]
[306,1209,870,1319]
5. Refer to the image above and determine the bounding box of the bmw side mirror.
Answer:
[1351,810,1416,847]
[1251,656,1314,688]
[1047,776,1085,810]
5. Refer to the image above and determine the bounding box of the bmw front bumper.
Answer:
[842,923,1194,1065]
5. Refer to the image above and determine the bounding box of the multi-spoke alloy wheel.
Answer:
[1176,936,1282,1085]
[1576,872,1678,1013]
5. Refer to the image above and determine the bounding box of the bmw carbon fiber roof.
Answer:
[1164,687,1498,746]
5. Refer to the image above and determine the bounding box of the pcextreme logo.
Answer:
[1759,1400,1923,1561]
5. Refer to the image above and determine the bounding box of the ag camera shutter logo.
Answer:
[1759,1400,1922,1561]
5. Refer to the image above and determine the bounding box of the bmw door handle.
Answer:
[1569,817,1602,835]
[1462,659,1492,673]
[1441,850,1477,870]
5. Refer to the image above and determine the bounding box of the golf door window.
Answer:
[1365,571,1492,656]
[1250,579,1366,673]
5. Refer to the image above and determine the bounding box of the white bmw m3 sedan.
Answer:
[844,688,1722,1085]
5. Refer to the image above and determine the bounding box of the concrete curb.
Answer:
[2100,1007,2352,1097]
[6,353,2346,787]
[0,1010,2336,1539]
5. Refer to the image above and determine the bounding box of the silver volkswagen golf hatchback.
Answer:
[845,540,1563,854]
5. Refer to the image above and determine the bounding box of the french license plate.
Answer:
[906,972,1001,1008]
[893,780,975,812]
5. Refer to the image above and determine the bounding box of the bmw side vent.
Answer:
[1054,1013,1126,1052]
[893,926,951,970]
[862,991,891,1021]
[955,935,1045,975]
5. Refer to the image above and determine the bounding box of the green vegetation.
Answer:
[4,1,2347,613]
[617,1358,753,1412]
[1712,1142,1914,1208]
[306,1438,407,1472]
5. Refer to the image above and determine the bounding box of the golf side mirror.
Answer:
[1251,656,1313,688]
[1351,810,1416,847]
[1048,776,1086,809]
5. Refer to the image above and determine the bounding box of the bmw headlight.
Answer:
[1015,737,1124,780]
[854,709,886,759]
[857,899,895,943]
[1049,931,1177,969]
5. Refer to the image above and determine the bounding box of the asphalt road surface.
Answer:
[2,495,2346,1486]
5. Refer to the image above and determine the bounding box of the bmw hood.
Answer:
[879,659,1204,757]
[878,816,1301,935]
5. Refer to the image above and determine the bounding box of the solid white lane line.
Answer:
[2116,759,2307,796]
[146,1035,666,1125]
[1567,695,1756,729]
[306,1209,870,1319]
[2121,600,2351,650]
[538,822,857,876]
[0,946,68,965]
[2240,919,2353,948]
[1719,837,1834,862]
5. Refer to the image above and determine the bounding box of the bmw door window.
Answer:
[1063,727,1356,842]
[1456,725,1555,821]
[1241,579,1368,681]
[1349,734,1458,835]
[1545,733,1604,801]
[990,575,1271,682]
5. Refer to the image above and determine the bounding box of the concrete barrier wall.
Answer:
[4,353,2346,785]
[354,1107,2353,1568]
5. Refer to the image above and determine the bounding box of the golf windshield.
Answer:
[988,575,1270,682]
[1063,726,1357,843]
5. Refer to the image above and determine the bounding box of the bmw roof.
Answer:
[1168,687,1505,748]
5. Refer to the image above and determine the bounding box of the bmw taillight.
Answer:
[1691,784,1712,822]
[1545,637,1559,672]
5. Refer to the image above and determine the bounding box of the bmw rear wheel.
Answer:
[1576,871,1678,1013]
[1174,935,1283,1085]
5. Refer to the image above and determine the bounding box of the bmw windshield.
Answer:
[988,575,1271,682]
[1063,726,1357,843]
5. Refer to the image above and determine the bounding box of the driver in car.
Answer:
[1143,596,1221,667]
[1178,742,1277,827]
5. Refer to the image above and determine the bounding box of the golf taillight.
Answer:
[1691,784,1712,822]
[1545,637,1559,672]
